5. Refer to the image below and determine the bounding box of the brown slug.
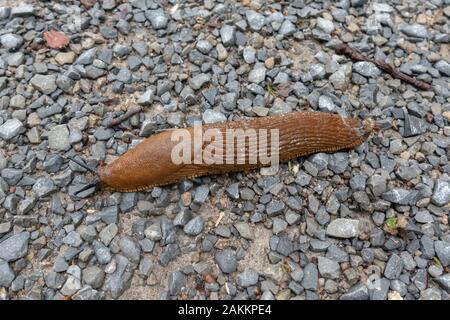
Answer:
[74,111,377,194]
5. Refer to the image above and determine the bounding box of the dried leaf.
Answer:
[81,0,97,8]
[266,83,277,97]
[388,291,403,300]
[214,238,229,250]
[433,256,442,267]
[204,274,216,284]
[214,211,224,227]
[43,30,69,49]
[396,215,408,229]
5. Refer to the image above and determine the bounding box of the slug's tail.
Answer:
[65,156,101,197]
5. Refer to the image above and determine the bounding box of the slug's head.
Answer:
[339,116,380,151]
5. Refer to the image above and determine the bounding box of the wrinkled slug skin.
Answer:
[98,112,370,192]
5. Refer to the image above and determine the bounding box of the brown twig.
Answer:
[336,43,432,91]
[106,105,142,128]
[103,97,121,106]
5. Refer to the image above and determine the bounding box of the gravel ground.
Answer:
[0,0,449,300]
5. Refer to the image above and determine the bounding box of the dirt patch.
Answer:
[237,224,272,274]
[119,251,196,300]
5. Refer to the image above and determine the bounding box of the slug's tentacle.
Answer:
[65,156,101,197]
[96,111,377,193]
[73,177,101,197]
[362,118,377,134]
[65,155,97,173]
[351,118,378,141]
